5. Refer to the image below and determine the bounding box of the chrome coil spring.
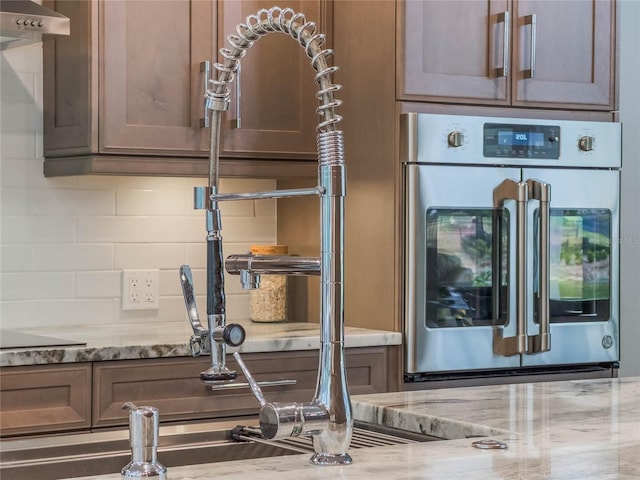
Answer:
[317,131,345,167]
[209,6,342,133]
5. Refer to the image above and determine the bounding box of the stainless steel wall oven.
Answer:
[402,113,621,385]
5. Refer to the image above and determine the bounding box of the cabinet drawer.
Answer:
[0,363,92,437]
[93,347,388,428]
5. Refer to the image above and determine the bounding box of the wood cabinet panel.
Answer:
[399,0,510,104]
[512,0,616,108]
[43,0,95,156]
[218,0,329,159]
[101,0,215,154]
[398,0,617,111]
[44,0,215,158]
[43,0,326,177]
[93,347,389,428]
[0,364,92,437]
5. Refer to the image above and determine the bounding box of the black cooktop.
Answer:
[0,330,87,350]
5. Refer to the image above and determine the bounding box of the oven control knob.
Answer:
[579,135,595,152]
[448,131,464,148]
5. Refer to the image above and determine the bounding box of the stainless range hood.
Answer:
[0,0,69,50]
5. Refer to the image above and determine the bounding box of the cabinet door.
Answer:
[512,0,616,109]
[0,364,91,437]
[218,0,327,159]
[101,0,215,155]
[399,0,511,104]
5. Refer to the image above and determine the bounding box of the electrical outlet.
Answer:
[122,269,160,310]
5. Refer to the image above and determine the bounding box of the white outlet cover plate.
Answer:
[121,269,160,310]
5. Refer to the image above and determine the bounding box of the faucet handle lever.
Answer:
[233,352,266,406]
[180,265,209,337]
[189,334,207,356]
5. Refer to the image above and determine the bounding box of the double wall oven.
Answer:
[402,113,621,385]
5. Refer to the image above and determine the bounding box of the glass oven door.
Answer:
[404,164,521,374]
[523,168,620,366]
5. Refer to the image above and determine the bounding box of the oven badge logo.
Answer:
[602,335,614,349]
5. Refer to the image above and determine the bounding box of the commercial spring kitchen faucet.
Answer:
[179,6,353,466]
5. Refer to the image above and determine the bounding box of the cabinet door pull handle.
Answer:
[526,179,551,354]
[497,11,510,77]
[493,179,529,357]
[199,61,211,128]
[231,64,242,129]
[524,14,537,79]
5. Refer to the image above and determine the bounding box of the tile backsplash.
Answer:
[0,45,275,329]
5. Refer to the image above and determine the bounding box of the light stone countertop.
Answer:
[66,377,640,480]
[0,321,402,367]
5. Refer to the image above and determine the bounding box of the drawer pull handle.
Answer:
[208,379,297,391]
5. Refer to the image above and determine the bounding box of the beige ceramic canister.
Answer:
[250,245,288,323]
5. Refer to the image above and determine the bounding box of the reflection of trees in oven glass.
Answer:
[427,210,508,327]
[437,213,495,287]
[550,211,610,301]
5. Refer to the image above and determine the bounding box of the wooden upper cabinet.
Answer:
[100,0,215,155]
[398,0,617,111]
[44,0,215,158]
[399,0,511,105]
[218,0,329,160]
[42,0,323,177]
[512,0,616,109]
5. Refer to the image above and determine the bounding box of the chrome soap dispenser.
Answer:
[121,402,167,479]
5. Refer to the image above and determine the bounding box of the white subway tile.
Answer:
[77,216,152,243]
[219,200,256,217]
[1,272,74,300]
[0,245,34,272]
[155,296,188,324]
[75,271,121,298]
[218,216,276,243]
[0,102,42,133]
[0,132,38,160]
[114,244,185,270]
[226,293,250,321]
[159,269,177,297]
[115,304,163,325]
[116,188,187,216]
[33,299,116,327]
[219,178,276,193]
[184,243,207,269]
[0,188,28,215]
[0,157,47,188]
[148,216,206,243]
[183,192,204,216]
[0,44,42,74]
[114,296,188,326]
[1,72,37,104]
[1,216,75,244]
[33,244,113,271]
[1,187,114,216]
[0,301,35,329]
[54,188,114,215]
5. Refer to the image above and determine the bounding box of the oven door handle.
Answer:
[492,178,528,356]
[526,179,551,353]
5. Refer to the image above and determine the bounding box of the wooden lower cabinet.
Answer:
[94,347,394,428]
[0,347,396,436]
[0,363,92,437]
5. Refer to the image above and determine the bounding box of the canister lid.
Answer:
[250,245,288,255]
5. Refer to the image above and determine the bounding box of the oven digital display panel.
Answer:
[484,123,560,159]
